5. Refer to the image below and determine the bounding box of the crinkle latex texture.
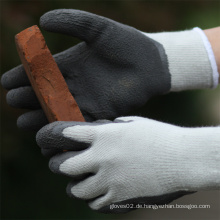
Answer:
[1,9,170,131]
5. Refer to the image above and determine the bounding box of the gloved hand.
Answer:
[1,9,217,131]
[1,9,170,130]
[36,116,220,213]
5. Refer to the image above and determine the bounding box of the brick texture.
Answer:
[15,25,85,122]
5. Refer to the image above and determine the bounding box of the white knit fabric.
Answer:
[142,28,219,91]
[59,116,220,210]
[193,27,219,88]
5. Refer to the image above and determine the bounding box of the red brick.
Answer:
[15,25,85,122]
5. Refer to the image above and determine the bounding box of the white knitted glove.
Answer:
[36,116,220,213]
[143,27,219,91]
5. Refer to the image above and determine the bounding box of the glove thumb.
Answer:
[40,9,109,43]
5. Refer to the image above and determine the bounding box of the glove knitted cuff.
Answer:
[142,28,219,91]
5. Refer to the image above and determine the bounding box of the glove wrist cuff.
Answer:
[142,28,219,91]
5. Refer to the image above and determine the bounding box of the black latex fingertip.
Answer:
[36,125,48,147]
[40,9,63,31]
[17,111,48,131]
[6,90,15,107]
[6,87,40,109]
[40,9,110,44]
[49,155,62,174]
[1,73,8,89]
[36,121,63,148]
[66,181,83,199]
[1,65,30,89]
[6,89,23,108]
[48,151,86,175]
[17,115,37,131]
[37,121,92,151]
[66,182,75,198]
[39,11,51,30]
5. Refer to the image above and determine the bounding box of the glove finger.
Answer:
[67,174,106,200]
[49,151,98,177]
[88,192,112,212]
[1,65,30,90]
[36,121,94,151]
[6,86,40,109]
[40,9,110,43]
[17,109,48,131]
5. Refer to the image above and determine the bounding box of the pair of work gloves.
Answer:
[2,9,220,213]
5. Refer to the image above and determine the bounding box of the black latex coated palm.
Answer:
[1,9,170,131]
